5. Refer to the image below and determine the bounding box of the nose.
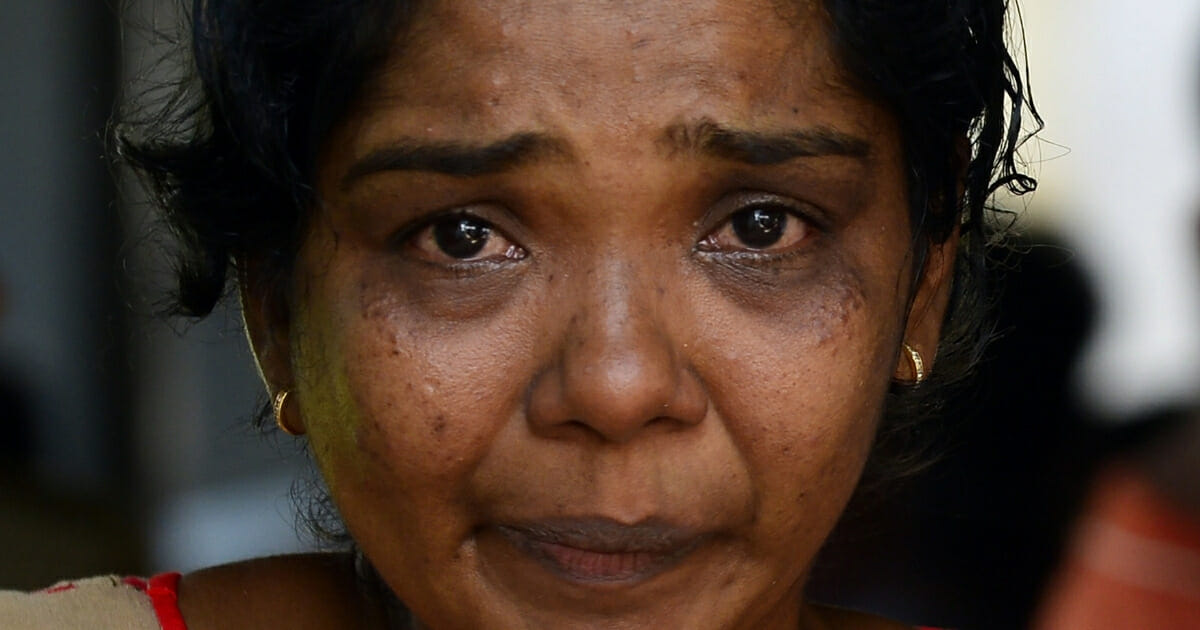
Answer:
[526,261,708,443]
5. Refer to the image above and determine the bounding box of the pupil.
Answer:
[433,217,491,259]
[732,207,785,249]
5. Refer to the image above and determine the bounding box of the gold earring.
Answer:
[901,342,926,384]
[273,390,304,436]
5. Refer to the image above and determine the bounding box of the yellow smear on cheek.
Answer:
[301,366,370,499]
[291,285,378,499]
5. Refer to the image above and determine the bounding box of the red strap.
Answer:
[124,573,187,630]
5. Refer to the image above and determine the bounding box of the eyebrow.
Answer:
[659,119,872,165]
[342,132,572,188]
[342,119,870,188]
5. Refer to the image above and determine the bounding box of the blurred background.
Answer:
[0,0,1197,627]
[0,0,310,590]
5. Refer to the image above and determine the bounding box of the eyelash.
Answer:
[695,196,825,262]
[391,193,824,269]
[390,211,526,270]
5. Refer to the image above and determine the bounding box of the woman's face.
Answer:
[249,0,951,627]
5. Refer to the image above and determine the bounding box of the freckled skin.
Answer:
[245,0,954,629]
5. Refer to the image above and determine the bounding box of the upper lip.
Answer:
[495,516,705,553]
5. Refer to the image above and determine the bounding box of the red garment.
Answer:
[125,573,187,630]
[1035,466,1200,629]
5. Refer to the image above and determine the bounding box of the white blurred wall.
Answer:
[1020,1,1200,418]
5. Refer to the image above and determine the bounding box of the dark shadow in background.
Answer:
[811,232,1110,629]
[0,1,143,588]
[814,19,1200,629]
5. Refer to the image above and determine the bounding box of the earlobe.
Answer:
[239,259,301,432]
[897,136,968,382]
[896,232,957,382]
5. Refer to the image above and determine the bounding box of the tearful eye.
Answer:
[434,216,491,258]
[409,214,526,263]
[732,207,787,249]
[699,204,812,254]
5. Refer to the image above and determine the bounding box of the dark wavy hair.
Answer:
[117,0,1039,535]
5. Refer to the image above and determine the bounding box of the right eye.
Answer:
[697,202,814,255]
[407,214,526,264]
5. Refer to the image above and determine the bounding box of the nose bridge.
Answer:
[574,257,665,373]
[528,252,704,442]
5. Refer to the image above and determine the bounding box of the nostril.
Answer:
[564,419,595,436]
[554,414,691,444]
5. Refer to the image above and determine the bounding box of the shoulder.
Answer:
[179,553,386,630]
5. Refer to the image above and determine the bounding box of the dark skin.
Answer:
[185,0,955,628]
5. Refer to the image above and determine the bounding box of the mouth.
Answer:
[495,517,708,585]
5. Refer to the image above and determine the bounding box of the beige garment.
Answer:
[0,576,160,630]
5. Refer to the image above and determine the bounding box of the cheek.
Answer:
[290,256,537,510]
[691,261,897,533]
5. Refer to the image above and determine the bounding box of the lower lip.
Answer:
[498,529,697,584]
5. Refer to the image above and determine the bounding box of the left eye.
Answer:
[699,205,812,253]
[407,214,526,263]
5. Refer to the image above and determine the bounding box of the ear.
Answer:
[239,258,304,432]
[896,232,957,382]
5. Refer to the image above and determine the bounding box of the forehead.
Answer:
[344,0,866,141]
